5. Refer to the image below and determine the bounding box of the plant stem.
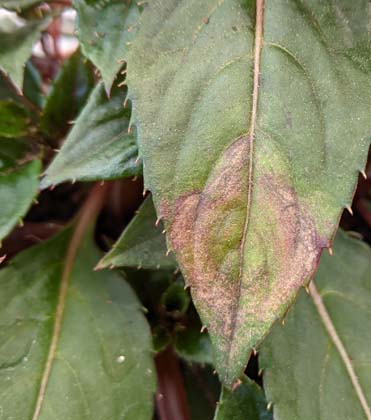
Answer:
[155,346,191,420]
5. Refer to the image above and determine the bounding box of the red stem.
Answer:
[155,346,191,420]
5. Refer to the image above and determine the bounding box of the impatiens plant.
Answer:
[0,0,370,419]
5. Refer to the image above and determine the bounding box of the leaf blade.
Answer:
[260,230,371,420]
[0,196,156,419]
[126,0,371,384]
[41,79,140,188]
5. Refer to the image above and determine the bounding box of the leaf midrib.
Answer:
[309,281,371,420]
[226,0,265,369]
[31,185,108,420]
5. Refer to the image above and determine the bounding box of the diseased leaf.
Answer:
[40,50,94,137]
[41,78,141,187]
[0,212,156,418]
[98,196,176,270]
[0,13,50,90]
[0,136,40,242]
[214,375,272,420]
[74,0,139,91]
[126,0,371,384]
[260,230,371,420]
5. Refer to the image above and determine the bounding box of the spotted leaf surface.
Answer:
[126,0,371,385]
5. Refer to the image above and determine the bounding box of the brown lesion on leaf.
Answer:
[163,135,329,385]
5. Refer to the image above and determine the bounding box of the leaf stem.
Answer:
[32,183,109,420]
[309,281,371,420]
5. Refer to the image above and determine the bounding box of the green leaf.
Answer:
[0,14,50,90]
[0,137,40,242]
[260,230,371,420]
[0,101,29,137]
[174,327,214,366]
[74,0,139,92]
[41,78,141,187]
[214,375,272,420]
[40,50,94,137]
[98,196,176,270]
[23,61,45,108]
[0,224,156,418]
[126,0,371,385]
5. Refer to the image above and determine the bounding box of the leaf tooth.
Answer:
[252,347,258,356]
[18,219,24,227]
[161,228,167,234]
[155,216,162,227]
[134,156,141,165]
[183,284,190,290]
[100,180,105,186]
[360,169,367,179]
[281,318,285,326]
[200,325,207,333]
[0,255,6,264]
[267,401,274,411]
[328,247,334,256]
[117,80,126,88]
[165,249,171,257]
[346,206,353,216]
[258,367,264,377]
[231,378,242,391]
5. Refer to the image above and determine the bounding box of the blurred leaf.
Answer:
[1,61,44,108]
[260,230,371,420]
[41,78,140,187]
[175,328,214,366]
[40,50,94,137]
[214,376,272,420]
[74,0,139,91]
[183,365,220,420]
[0,0,42,10]
[98,196,176,270]
[162,281,190,315]
[0,136,40,243]
[0,14,50,90]
[0,223,156,418]
[152,325,171,353]
[0,101,29,137]
[23,61,44,108]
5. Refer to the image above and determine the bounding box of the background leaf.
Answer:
[260,230,371,420]
[40,50,94,138]
[74,0,139,91]
[214,375,272,420]
[0,13,50,90]
[0,225,156,419]
[127,0,371,385]
[41,78,140,187]
[0,101,29,138]
[0,136,40,243]
[98,196,176,270]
